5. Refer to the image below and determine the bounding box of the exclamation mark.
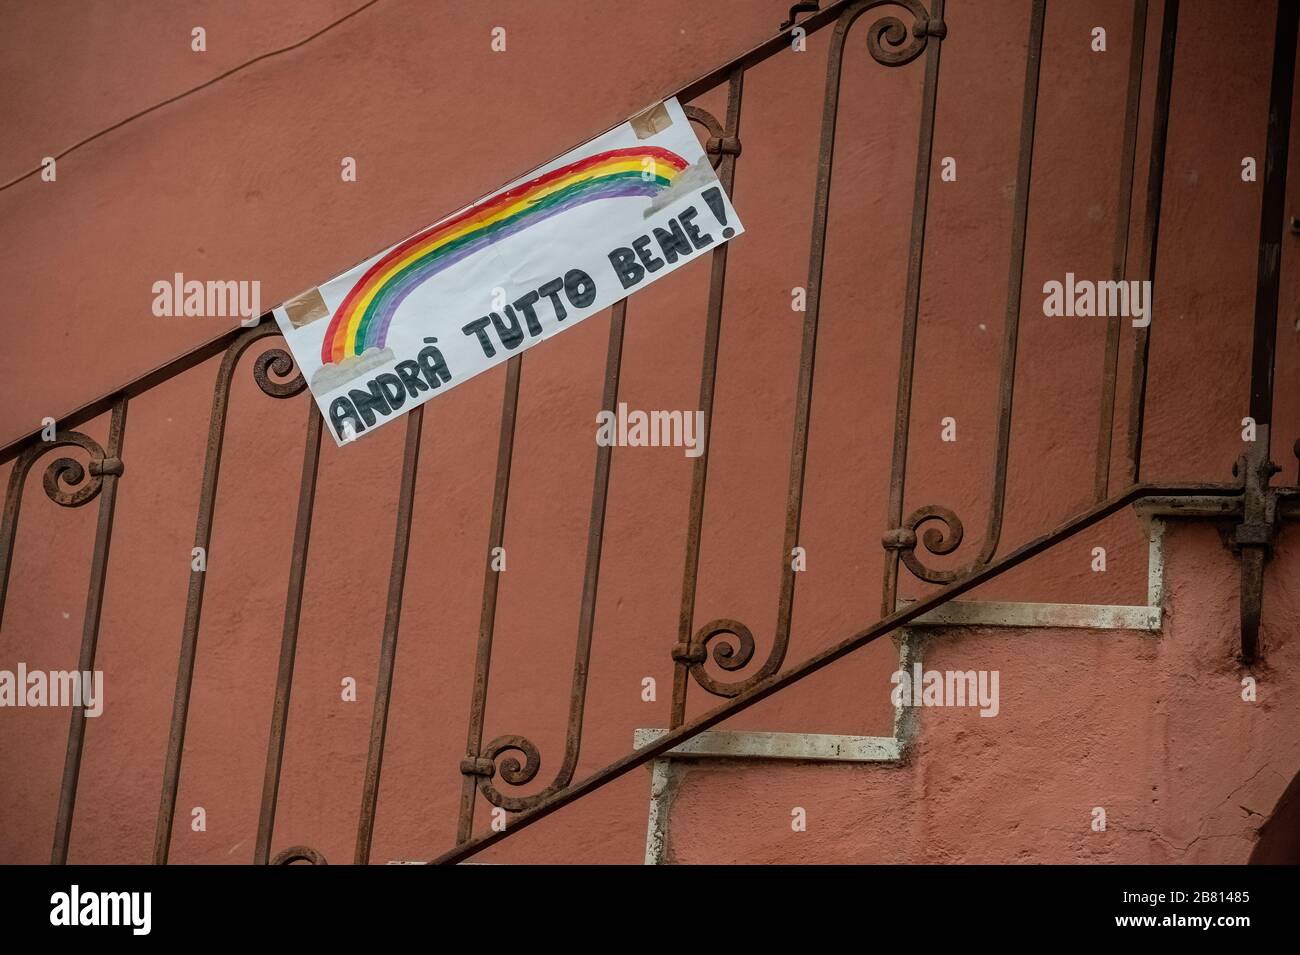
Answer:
[701,186,735,239]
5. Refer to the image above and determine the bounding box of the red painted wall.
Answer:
[0,0,1296,863]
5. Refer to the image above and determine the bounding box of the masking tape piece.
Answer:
[630,102,673,139]
[284,287,329,328]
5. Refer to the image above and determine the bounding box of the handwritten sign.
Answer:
[273,98,743,445]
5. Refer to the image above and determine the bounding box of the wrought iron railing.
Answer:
[2,0,1296,865]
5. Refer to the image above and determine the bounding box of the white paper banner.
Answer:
[272,97,743,446]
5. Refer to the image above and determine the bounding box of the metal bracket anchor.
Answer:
[1230,450,1281,664]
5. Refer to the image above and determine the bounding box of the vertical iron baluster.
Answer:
[1127,0,1179,483]
[880,0,1039,589]
[974,0,1046,567]
[566,301,624,749]
[1246,0,1296,448]
[769,12,859,676]
[154,324,301,864]
[469,301,629,812]
[548,301,626,787]
[255,404,323,864]
[0,464,25,631]
[50,395,128,864]
[880,0,947,615]
[456,355,523,844]
[0,444,99,629]
[1094,0,1149,501]
[354,405,425,864]
[672,69,745,728]
[680,2,941,698]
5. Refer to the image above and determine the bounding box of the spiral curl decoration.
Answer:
[270,845,328,865]
[33,433,116,508]
[676,618,771,699]
[884,503,966,584]
[252,345,306,399]
[851,1,941,69]
[474,734,544,812]
[699,618,756,671]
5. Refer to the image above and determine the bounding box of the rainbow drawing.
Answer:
[320,146,690,365]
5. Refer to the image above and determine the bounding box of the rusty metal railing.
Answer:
[2,0,1296,866]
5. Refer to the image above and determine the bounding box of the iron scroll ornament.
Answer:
[674,0,945,702]
[270,845,328,865]
[462,735,545,812]
[866,2,946,68]
[782,0,942,66]
[882,504,966,584]
[683,104,739,172]
[252,339,307,399]
[42,434,121,508]
[0,430,122,629]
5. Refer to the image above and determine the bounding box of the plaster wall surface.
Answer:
[0,0,1296,864]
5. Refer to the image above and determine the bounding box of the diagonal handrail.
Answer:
[429,480,1242,864]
